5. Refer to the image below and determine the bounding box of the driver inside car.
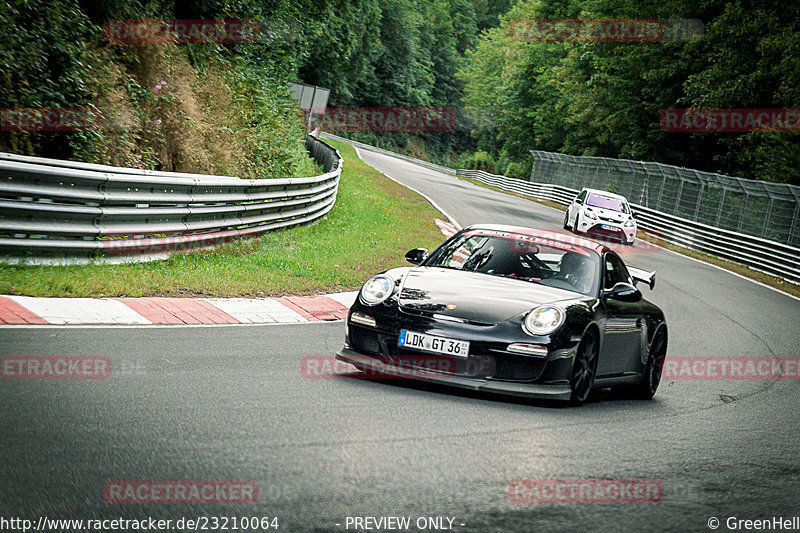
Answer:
[555,252,594,293]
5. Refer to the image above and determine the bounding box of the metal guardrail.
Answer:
[319,132,456,175]
[0,135,342,264]
[457,169,800,285]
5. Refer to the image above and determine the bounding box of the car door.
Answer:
[571,189,587,226]
[597,252,645,377]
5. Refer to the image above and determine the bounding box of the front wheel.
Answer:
[569,330,598,405]
[633,328,667,399]
[563,211,571,230]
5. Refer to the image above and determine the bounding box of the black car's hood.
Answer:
[398,267,581,323]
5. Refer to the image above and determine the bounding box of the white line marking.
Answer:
[642,240,800,303]
[353,145,462,230]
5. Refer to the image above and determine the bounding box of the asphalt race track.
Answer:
[2,146,799,532]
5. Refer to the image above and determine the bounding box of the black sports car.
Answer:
[336,224,667,405]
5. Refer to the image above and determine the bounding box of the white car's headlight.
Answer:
[524,305,566,336]
[624,218,635,227]
[359,274,394,306]
[584,210,597,220]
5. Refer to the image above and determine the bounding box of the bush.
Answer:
[456,150,497,174]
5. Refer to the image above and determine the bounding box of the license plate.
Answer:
[601,224,619,230]
[398,330,469,358]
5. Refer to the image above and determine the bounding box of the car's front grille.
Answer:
[350,325,381,355]
[349,324,549,382]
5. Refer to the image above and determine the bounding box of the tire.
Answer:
[563,211,571,230]
[633,328,667,400]
[570,213,580,234]
[569,330,599,406]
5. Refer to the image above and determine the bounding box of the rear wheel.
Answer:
[633,328,667,399]
[569,330,598,405]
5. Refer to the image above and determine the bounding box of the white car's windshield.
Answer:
[586,193,629,213]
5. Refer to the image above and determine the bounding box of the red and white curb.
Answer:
[0,292,357,326]
[0,218,456,326]
[435,218,458,238]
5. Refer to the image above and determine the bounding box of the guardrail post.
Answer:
[656,170,667,212]
[693,182,704,222]
[788,203,799,246]
[673,178,685,216]
[762,196,774,238]
[715,188,727,227]
[737,193,749,232]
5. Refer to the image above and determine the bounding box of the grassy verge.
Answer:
[0,140,445,297]
[460,176,800,299]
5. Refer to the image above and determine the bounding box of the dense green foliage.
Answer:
[296,0,490,166]
[0,0,319,176]
[2,0,796,183]
[459,0,800,184]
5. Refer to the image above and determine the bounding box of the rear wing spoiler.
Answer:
[628,266,656,290]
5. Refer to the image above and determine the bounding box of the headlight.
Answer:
[584,210,597,220]
[523,305,566,336]
[359,274,394,306]
[624,219,635,227]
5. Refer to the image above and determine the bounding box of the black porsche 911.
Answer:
[336,224,667,405]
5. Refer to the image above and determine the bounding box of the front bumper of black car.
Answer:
[336,348,573,400]
[335,309,580,401]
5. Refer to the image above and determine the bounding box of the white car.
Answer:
[563,188,637,245]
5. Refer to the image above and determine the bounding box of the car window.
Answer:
[603,253,631,289]
[587,193,628,213]
[424,230,601,296]
[577,190,587,202]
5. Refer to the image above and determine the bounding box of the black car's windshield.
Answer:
[424,230,600,296]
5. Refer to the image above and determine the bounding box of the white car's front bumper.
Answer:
[577,217,636,243]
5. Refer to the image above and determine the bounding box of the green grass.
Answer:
[0,140,446,297]
[460,175,800,299]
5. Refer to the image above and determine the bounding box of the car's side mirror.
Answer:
[405,248,428,265]
[603,282,642,302]
[574,198,582,204]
